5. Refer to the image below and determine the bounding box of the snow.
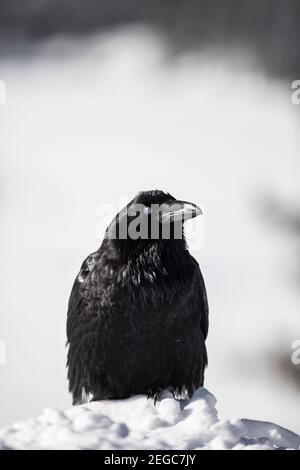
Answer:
[0,388,299,450]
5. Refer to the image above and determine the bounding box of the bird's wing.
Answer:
[66,251,99,404]
[195,266,209,340]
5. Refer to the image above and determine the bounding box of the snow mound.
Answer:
[0,389,299,450]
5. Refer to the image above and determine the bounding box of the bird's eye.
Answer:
[143,206,151,215]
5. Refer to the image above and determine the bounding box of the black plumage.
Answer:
[67,190,208,404]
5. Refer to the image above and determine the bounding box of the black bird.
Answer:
[67,190,208,404]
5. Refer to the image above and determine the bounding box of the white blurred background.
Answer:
[0,1,300,434]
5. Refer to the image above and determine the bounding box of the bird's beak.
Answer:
[158,200,202,224]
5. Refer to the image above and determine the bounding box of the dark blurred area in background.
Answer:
[0,0,300,78]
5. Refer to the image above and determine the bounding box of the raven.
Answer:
[67,190,208,404]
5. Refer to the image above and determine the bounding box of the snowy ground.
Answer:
[0,388,299,450]
[0,27,300,433]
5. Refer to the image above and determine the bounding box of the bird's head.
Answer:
[104,190,201,259]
